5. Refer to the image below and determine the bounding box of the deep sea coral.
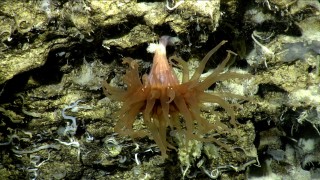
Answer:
[102,36,248,158]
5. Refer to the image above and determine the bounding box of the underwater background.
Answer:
[1,0,320,179]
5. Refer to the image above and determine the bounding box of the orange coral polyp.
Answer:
[103,38,247,158]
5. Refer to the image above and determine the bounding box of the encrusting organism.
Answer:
[103,36,249,158]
